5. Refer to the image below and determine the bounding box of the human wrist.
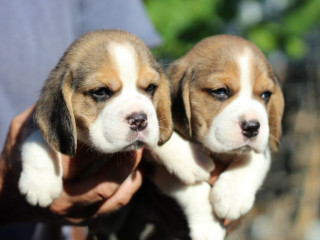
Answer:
[0,152,46,225]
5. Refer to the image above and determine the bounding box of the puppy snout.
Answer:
[127,112,148,131]
[241,120,260,138]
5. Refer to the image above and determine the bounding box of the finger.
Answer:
[49,173,120,218]
[208,162,229,185]
[49,148,143,219]
[61,143,99,180]
[62,147,144,180]
[223,219,231,227]
[12,104,35,130]
[95,167,143,214]
[6,104,35,148]
[49,156,143,220]
[132,148,144,169]
[62,149,144,203]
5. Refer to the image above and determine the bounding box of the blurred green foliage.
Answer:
[144,0,320,60]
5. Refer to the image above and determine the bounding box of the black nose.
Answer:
[127,112,148,131]
[241,120,260,138]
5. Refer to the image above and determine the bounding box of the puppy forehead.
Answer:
[237,49,253,96]
[236,47,275,93]
[109,43,138,87]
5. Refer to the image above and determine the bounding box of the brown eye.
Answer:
[145,84,157,96]
[261,91,272,103]
[88,87,113,102]
[208,88,231,101]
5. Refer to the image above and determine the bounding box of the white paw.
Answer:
[174,160,213,184]
[211,176,255,221]
[19,131,63,207]
[151,132,215,184]
[190,222,226,240]
[19,169,62,207]
[174,143,215,184]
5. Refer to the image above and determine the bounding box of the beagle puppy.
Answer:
[151,35,284,239]
[18,30,173,207]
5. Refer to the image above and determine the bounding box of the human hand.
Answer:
[208,162,228,186]
[208,161,231,227]
[50,147,143,224]
[0,105,143,225]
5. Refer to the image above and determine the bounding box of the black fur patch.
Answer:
[48,90,75,156]
[172,71,190,136]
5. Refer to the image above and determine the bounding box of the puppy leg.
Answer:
[151,132,214,184]
[153,166,226,240]
[169,182,226,240]
[211,149,271,221]
[19,130,63,207]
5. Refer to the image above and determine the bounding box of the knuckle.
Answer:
[95,183,119,200]
[116,195,131,207]
[66,218,83,224]
[49,203,68,216]
[8,119,18,135]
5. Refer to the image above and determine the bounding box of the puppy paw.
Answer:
[19,171,62,207]
[174,142,215,184]
[150,132,214,184]
[190,222,226,240]
[173,162,213,184]
[19,131,63,207]
[211,176,255,221]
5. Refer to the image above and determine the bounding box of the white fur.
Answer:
[111,43,138,88]
[152,166,226,240]
[238,52,252,97]
[89,44,159,153]
[89,91,159,152]
[211,149,271,220]
[19,130,62,207]
[204,52,269,154]
[204,98,269,153]
[151,132,214,184]
[207,51,271,220]
[170,182,226,240]
[153,50,273,238]
[20,43,159,207]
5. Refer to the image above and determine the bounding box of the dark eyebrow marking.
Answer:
[268,69,283,86]
[191,69,197,82]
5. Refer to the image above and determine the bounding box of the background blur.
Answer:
[144,0,320,239]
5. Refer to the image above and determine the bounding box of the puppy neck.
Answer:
[210,151,251,166]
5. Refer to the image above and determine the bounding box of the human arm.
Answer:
[0,105,143,225]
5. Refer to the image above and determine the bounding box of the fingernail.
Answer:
[135,148,144,156]
[128,168,143,182]
[130,170,138,180]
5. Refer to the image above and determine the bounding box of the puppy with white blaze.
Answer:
[18,30,173,207]
[151,35,284,239]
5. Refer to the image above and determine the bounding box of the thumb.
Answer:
[96,167,143,214]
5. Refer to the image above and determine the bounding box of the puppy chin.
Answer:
[204,134,269,154]
[204,99,270,154]
[230,142,268,154]
[246,140,268,154]
[87,126,159,153]
[122,140,146,152]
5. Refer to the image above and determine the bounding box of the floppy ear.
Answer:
[166,60,192,139]
[35,65,77,156]
[268,80,285,152]
[155,73,174,145]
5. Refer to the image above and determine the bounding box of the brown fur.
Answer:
[167,34,284,152]
[35,30,173,156]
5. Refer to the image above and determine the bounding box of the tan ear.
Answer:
[167,60,192,139]
[268,82,285,152]
[35,66,77,156]
[155,73,174,145]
